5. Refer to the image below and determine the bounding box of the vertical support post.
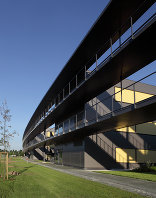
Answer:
[112,86,114,116]
[51,101,53,110]
[96,54,98,70]
[63,89,64,100]
[110,38,113,57]
[135,124,137,134]
[49,102,51,111]
[69,82,70,95]
[54,126,56,137]
[119,30,121,47]
[112,94,114,116]
[84,108,86,126]
[76,114,77,129]
[58,93,60,104]
[120,80,123,108]
[76,75,77,88]
[43,144,46,162]
[96,98,98,122]
[63,122,64,134]
[54,98,56,108]
[112,142,113,158]
[44,110,46,118]
[47,105,49,114]
[69,119,70,132]
[85,65,87,80]
[44,127,46,140]
[133,84,136,108]
[131,17,133,39]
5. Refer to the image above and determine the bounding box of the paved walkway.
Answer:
[28,160,156,198]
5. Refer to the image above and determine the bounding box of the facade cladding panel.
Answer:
[49,79,156,169]
[54,141,84,168]
[28,79,156,169]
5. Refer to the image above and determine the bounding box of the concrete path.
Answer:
[27,160,156,198]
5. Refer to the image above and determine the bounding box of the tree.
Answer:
[0,100,17,151]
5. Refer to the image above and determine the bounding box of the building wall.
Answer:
[30,147,45,160]
[117,122,156,135]
[83,79,156,169]
[84,123,156,169]
[116,148,156,163]
[84,134,119,169]
[29,79,156,169]
[54,140,84,168]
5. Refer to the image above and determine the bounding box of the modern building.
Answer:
[23,0,156,169]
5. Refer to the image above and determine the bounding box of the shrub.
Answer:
[133,161,154,172]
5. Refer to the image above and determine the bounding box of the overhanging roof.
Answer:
[23,18,156,144]
[23,0,155,138]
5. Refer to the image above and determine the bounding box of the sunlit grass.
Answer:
[0,158,145,198]
[95,167,156,182]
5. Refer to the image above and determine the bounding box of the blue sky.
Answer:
[0,0,110,150]
[0,1,155,150]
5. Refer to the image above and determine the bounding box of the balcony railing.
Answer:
[23,2,156,143]
[24,71,156,150]
[54,71,156,136]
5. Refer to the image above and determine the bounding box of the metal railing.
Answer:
[89,135,127,164]
[54,71,156,136]
[23,2,156,143]
[24,70,156,151]
[24,70,156,150]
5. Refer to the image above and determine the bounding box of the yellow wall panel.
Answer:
[46,131,51,138]
[116,122,156,135]
[135,92,153,103]
[136,122,156,135]
[116,148,156,163]
[115,87,153,104]
[117,126,135,133]
[137,150,156,163]
[116,148,136,163]
[115,87,134,104]
[117,127,127,132]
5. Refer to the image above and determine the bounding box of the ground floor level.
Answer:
[27,121,156,170]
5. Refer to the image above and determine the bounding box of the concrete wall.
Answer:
[83,79,156,169]
[30,147,45,160]
[29,79,156,169]
[84,130,156,169]
[54,140,85,168]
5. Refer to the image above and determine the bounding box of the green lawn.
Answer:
[0,158,146,198]
[95,167,156,182]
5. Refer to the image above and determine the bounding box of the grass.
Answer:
[95,167,156,182]
[0,158,146,198]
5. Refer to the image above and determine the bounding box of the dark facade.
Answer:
[53,79,156,169]
[23,0,156,170]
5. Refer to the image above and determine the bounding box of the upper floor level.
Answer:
[23,0,156,146]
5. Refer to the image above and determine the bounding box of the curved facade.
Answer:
[23,0,156,169]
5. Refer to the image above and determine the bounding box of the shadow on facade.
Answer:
[86,90,156,168]
[85,137,124,169]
